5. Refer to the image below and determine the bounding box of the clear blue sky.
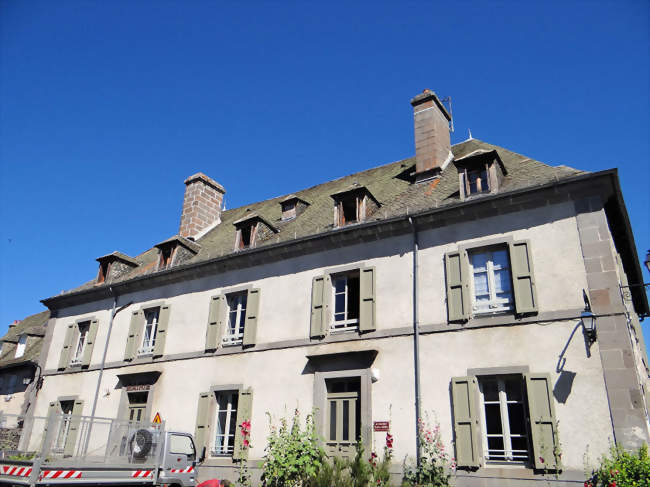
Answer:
[1,1,648,341]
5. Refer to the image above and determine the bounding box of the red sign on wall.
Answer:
[373,421,390,432]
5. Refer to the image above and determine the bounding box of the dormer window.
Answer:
[95,252,138,284]
[154,235,200,271]
[455,150,507,201]
[158,245,176,270]
[97,261,111,284]
[281,201,296,221]
[331,186,379,228]
[237,223,256,250]
[280,195,309,221]
[464,165,490,195]
[233,214,278,251]
[14,334,27,358]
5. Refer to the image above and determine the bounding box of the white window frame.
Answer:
[469,248,513,314]
[14,335,27,358]
[211,391,238,456]
[478,376,531,464]
[331,273,359,332]
[138,308,159,356]
[69,321,90,366]
[223,293,247,346]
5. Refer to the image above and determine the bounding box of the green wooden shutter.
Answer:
[58,324,75,370]
[359,267,376,332]
[205,295,224,351]
[525,373,559,469]
[243,289,260,347]
[124,310,142,361]
[445,251,470,322]
[509,240,538,315]
[153,304,170,357]
[194,391,211,453]
[451,376,481,468]
[43,401,60,448]
[81,319,99,367]
[64,400,84,457]
[233,388,253,460]
[310,275,327,338]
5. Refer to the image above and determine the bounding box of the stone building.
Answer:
[28,90,649,485]
[0,310,50,450]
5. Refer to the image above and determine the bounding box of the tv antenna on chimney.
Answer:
[440,96,454,133]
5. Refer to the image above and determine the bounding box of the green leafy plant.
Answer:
[260,409,326,486]
[584,443,650,487]
[8,453,36,461]
[402,415,454,487]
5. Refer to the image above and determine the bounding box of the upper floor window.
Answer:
[331,271,360,332]
[138,307,160,356]
[212,390,238,456]
[14,335,27,358]
[478,375,531,464]
[223,293,247,346]
[70,321,90,366]
[337,196,360,226]
[469,247,513,315]
[455,150,507,201]
[444,240,537,323]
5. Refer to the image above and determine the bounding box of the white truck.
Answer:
[0,413,203,487]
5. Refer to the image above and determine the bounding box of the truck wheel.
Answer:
[129,429,153,459]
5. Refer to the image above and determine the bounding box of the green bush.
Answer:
[585,444,650,487]
[260,409,326,486]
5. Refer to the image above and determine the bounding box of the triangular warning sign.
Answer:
[153,412,162,424]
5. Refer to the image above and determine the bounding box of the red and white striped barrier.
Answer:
[132,470,153,478]
[0,465,33,477]
[39,470,83,480]
[170,466,194,474]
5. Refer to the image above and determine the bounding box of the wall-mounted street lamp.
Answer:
[582,290,597,344]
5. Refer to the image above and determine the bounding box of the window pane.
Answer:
[342,401,349,441]
[329,401,337,441]
[505,378,523,401]
[511,437,529,456]
[335,293,346,315]
[482,380,499,401]
[334,277,346,294]
[347,276,360,320]
[507,403,526,435]
[493,269,512,294]
[473,272,489,297]
[485,404,503,434]
[471,252,488,270]
[487,436,504,457]
[492,250,508,268]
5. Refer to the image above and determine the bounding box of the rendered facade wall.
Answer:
[33,200,649,485]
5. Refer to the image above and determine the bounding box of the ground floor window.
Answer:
[212,391,238,456]
[325,377,361,459]
[128,391,148,422]
[478,375,531,464]
[54,400,74,453]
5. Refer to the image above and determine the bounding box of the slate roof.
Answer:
[55,138,585,297]
[0,310,49,368]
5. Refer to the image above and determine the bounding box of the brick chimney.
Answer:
[410,89,452,182]
[179,173,226,239]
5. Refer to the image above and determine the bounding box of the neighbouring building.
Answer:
[0,311,50,450]
[25,90,650,485]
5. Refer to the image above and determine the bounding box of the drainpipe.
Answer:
[408,217,422,468]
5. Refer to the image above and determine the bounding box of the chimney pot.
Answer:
[410,89,452,182]
[179,173,226,239]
